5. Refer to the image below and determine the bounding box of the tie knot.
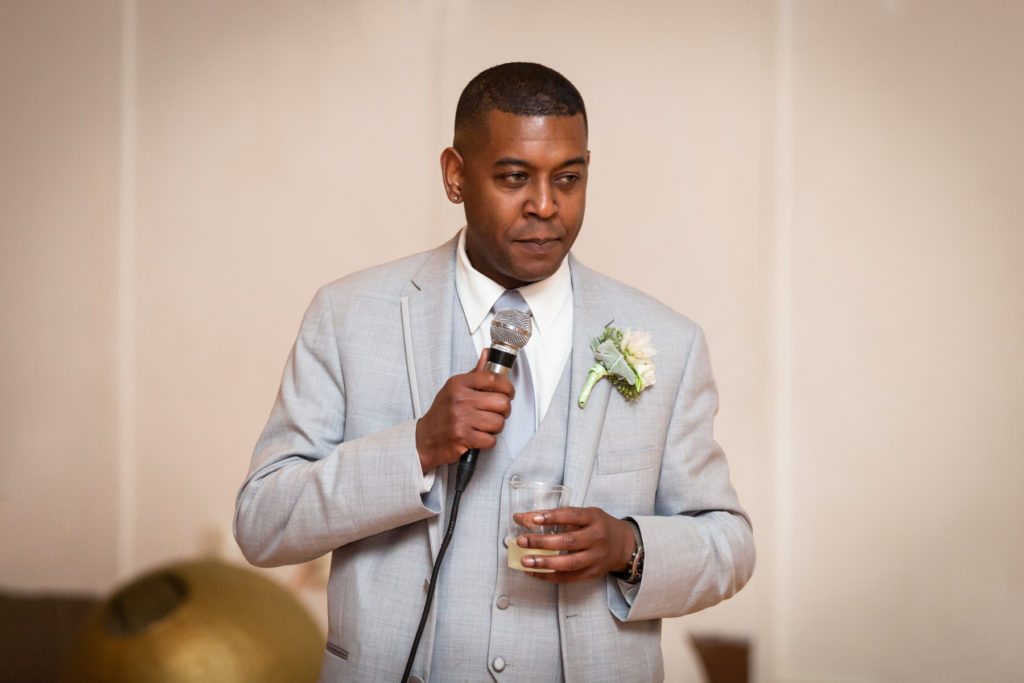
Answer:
[493,289,531,316]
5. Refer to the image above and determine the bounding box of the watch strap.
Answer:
[610,518,644,584]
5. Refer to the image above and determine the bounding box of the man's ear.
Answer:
[440,147,465,204]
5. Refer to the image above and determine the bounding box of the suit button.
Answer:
[496,595,510,609]
[407,676,425,683]
[492,656,506,672]
[502,536,509,548]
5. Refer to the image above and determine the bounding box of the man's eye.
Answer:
[556,174,580,185]
[501,172,528,183]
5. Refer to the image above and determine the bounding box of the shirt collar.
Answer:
[454,227,572,337]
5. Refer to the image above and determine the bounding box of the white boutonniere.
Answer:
[577,327,657,408]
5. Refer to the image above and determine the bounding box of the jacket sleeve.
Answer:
[607,326,755,621]
[233,286,441,568]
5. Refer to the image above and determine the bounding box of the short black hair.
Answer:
[454,62,587,143]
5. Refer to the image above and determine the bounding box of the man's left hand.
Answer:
[512,507,636,582]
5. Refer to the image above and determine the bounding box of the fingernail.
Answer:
[522,557,535,567]
[532,514,545,524]
[517,535,527,547]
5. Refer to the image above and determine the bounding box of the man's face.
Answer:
[446,111,589,290]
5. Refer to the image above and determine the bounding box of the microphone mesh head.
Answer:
[490,309,532,350]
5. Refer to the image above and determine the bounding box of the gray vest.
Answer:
[429,301,571,681]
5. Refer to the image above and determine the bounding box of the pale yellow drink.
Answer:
[507,538,558,573]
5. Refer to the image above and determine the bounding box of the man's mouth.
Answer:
[516,237,565,253]
[516,237,560,250]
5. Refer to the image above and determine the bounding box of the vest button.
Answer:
[496,595,510,609]
[502,535,509,548]
[492,656,506,672]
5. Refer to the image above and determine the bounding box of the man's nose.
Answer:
[524,182,558,219]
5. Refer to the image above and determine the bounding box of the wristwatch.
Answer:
[610,518,644,585]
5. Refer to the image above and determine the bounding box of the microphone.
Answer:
[455,308,532,492]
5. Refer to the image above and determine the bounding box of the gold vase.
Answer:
[63,559,323,682]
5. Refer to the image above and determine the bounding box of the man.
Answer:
[235,63,754,682]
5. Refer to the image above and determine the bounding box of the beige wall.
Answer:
[1,1,1021,681]
[0,1,121,592]
[130,0,447,577]
[780,2,1024,681]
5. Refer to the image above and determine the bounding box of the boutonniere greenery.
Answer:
[577,327,657,408]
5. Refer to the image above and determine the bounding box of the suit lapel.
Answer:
[563,257,613,507]
[406,241,458,416]
[403,237,459,557]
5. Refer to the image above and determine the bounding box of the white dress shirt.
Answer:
[454,228,573,424]
[420,228,573,490]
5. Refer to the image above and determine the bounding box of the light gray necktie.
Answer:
[492,289,535,457]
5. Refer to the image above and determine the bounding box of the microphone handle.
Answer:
[455,347,517,492]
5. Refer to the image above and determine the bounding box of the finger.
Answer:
[448,389,510,422]
[464,370,515,397]
[472,392,512,418]
[511,511,582,532]
[512,511,547,527]
[460,430,497,452]
[474,348,487,372]
[521,549,598,574]
[454,400,510,430]
[469,411,506,435]
[516,531,586,552]
[522,507,592,528]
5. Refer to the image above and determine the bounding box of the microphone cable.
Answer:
[399,455,472,683]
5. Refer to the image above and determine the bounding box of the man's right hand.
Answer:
[415,349,515,473]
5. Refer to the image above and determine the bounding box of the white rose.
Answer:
[636,359,656,388]
[626,329,656,361]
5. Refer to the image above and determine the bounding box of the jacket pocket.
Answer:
[596,447,658,475]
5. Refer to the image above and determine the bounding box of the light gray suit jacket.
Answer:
[234,237,755,682]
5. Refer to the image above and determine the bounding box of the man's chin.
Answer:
[506,262,563,287]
